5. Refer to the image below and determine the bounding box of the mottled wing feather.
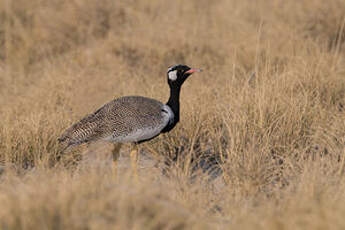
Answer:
[58,96,168,149]
[58,106,108,146]
[104,96,168,141]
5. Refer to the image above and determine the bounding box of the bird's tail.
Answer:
[58,114,102,152]
[57,134,75,153]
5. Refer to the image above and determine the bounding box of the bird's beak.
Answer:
[185,68,202,74]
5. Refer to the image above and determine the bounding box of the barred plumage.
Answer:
[58,96,172,150]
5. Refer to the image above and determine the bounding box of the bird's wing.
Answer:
[58,104,109,148]
[104,96,170,142]
[58,96,170,149]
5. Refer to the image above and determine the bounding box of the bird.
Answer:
[58,64,202,178]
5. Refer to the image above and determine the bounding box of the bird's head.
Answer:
[167,64,202,87]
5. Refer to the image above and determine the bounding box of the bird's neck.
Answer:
[166,85,181,123]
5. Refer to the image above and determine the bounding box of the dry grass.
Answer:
[0,0,345,229]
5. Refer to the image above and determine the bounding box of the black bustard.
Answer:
[58,65,202,178]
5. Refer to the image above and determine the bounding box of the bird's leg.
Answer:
[112,143,122,178]
[130,144,139,182]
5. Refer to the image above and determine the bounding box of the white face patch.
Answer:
[168,70,177,81]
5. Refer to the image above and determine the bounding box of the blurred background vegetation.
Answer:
[0,0,344,229]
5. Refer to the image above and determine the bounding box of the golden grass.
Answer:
[0,0,345,229]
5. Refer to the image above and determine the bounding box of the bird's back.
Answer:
[58,96,170,150]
